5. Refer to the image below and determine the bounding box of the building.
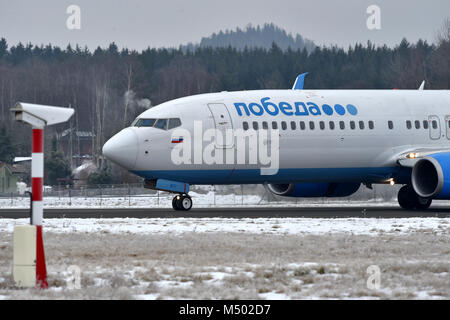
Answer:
[59,129,95,167]
[0,161,18,194]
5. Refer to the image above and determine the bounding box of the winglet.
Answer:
[292,72,309,90]
[418,80,425,90]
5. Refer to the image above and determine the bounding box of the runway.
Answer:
[1,206,450,218]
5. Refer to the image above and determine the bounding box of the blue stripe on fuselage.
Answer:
[131,167,411,185]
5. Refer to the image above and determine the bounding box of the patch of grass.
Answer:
[317,266,326,275]
[294,267,310,277]
[258,287,271,294]
[0,231,449,299]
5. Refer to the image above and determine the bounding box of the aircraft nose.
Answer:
[102,128,139,169]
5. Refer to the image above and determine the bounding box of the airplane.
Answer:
[102,74,450,211]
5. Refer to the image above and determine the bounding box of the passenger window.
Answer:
[415,120,420,129]
[135,118,156,127]
[262,121,268,130]
[432,120,438,129]
[253,122,259,130]
[272,121,278,130]
[309,121,315,130]
[299,121,306,130]
[168,118,182,129]
[281,121,287,130]
[290,121,296,130]
[388,121,393,130]
[319,121,325,130]
[154,119,168,130]
[339,121,345,130]
[369,121,374,129]
[243,122,249,131]
[329,121,335,130]
[406,120,412,129]
[350,121,355,130]
[423,120,429,129]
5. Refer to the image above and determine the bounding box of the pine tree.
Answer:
[0,38,8,60]
[0,127,15,163]
[44,136,72,186]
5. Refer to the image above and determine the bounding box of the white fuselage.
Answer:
[102,89,450,185]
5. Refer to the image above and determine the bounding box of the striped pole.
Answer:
[11,103,74,290]
[31,128,44,225]
[31,127,48,288]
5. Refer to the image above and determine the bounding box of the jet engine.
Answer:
[412,153,450,199]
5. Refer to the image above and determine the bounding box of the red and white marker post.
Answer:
[11,103,74,289]
[31,127,48,288]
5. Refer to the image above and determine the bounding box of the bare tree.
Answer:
[123,63,133,128]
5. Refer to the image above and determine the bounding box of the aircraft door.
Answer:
[207,103,234,148]
[428,115,441,140]
[446,115,450,139]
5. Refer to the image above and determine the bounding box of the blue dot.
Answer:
[322,104,333,115]
[346,104,358,115]
[334,104,345,115]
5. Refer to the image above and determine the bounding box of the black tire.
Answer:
[172,196,181,210]
[397,185,417,210]
[415,197,432,210]
[398,185,432,210]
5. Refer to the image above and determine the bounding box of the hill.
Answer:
[183,23,316,52]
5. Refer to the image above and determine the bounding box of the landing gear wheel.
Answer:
[397,185,432,210]
[172,194,192,211]
[398,185,416,210]
[415,197,432,210]
[179,195,192,211]
[172,196,181,210]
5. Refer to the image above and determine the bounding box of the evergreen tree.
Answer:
[44,136,72,186]
[0,38,8,60]
[0,127,15,163]
[87,166,114,186]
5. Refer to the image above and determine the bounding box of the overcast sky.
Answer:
[0,0,448,51]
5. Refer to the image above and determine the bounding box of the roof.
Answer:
[60,129,95,138]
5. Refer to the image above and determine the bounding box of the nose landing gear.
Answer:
[172,194,193,211]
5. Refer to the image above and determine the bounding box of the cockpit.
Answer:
[132,118,182,130]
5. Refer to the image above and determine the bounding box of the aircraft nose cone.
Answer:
[103,128,138,169]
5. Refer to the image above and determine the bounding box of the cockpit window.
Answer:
[154,119,168,130]
[168,118,182,130]
[134,118,156,127]
[133,118,182,130]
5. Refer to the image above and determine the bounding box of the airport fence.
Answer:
[0,183,402,208]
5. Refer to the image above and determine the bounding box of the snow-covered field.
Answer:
[0,192,260,208]
[0,217,449,236]
[0,216,449,300]
[0,193,409,209]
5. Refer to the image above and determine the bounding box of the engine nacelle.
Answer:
[267,182,360,198]
[412,153,450,199]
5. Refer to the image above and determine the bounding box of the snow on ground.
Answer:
[0,230,449,300]
[1,200,449,299]
[0,192,264,209]
[0,217,449,236]
[3,190,450,209]
[0,194,430,209]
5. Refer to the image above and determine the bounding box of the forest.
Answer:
[0,21,448,184]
